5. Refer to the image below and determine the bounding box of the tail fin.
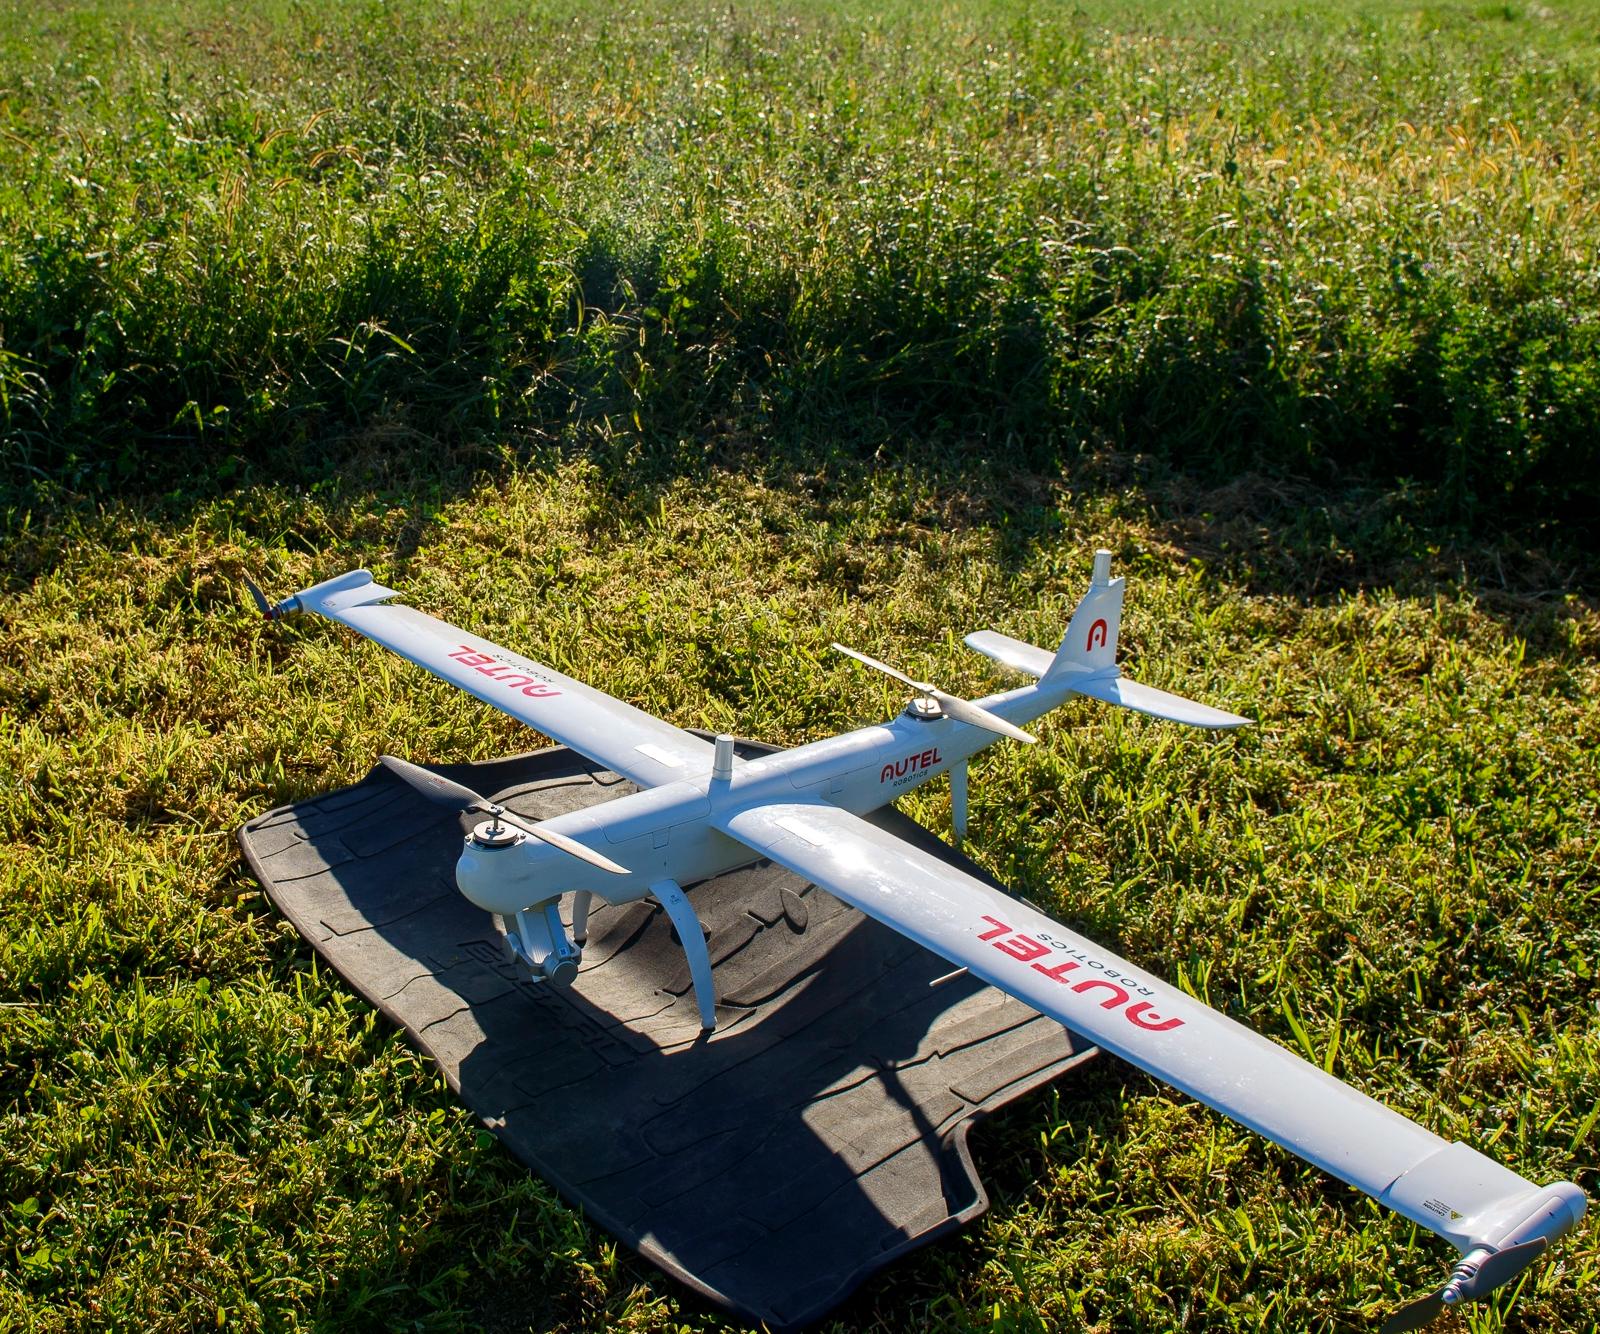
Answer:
[963,549,1251,730]
[1043,549,1124,682]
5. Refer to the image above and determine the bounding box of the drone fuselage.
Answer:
[454,675,1073,916]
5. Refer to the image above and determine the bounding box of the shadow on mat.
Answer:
[240,739,1092,1331]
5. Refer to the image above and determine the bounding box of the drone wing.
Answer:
[281,569,712,788]
[716,798,1585,1259]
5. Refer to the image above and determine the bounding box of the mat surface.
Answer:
[239,740,1094,1330]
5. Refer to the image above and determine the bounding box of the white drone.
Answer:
[249,552,1585,1329]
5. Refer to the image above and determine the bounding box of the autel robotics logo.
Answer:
[1087,618,1109,651]
[881,747,941,785]
[446,645,562,699]
[977,915,1184,1032]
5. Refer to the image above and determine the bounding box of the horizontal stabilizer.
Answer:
[1072,674,1250,730]
[963,630,1054,679]
[964,629,1248,729]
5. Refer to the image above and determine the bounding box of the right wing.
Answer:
[283,569,713,788]
[716,797,1586,1258]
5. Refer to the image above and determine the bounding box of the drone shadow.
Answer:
[241,740,1092,1332]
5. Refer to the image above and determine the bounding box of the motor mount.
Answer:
[459,824,582,985]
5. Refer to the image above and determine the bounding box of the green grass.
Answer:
[1,1,1598,1331]
[2,0,1599,524]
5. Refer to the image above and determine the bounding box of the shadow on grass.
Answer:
[5,411,1596,673]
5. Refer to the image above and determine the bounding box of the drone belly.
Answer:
[663,822,756,883]
[455,835,589,914]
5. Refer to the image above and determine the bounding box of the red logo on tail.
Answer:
[1087,618,1108,651]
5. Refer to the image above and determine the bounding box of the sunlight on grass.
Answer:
[1,0,1597,1330]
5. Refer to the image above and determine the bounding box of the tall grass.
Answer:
[2,0,1598,525]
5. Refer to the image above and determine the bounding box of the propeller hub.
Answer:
[471,817,523,849]
[829,642,1038,745]
[1441,1247,1490,1305]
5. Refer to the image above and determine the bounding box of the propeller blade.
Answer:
[831,643,1034,741]
[930,688,1038,744]
[1451,1237,1548,1301]
[830,642,925,692]
[379,755,629,875]
[509,819,630,876]
[244,576,275,619]
[1381,1236,1550,1333]
[1379,1294,1444,1334]
[379,754,486,810]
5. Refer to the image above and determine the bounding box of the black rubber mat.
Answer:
[239,739,1095,1331]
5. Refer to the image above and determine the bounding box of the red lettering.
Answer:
[443,646,562,698]
[1073,978,1129,1009]
[880,764,895,783]
[1125,1002,1184,1032]
[994,934,1048,963]
[919,748,934,768]
[972,918,1182,1036]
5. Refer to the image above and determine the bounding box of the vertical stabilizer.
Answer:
[1042,549,1124,681]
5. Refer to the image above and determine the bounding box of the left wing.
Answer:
[715,798,1585,1259]
[281,569,712,788]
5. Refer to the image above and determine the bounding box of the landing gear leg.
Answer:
[951,759,969,846]
[570,890,593,946]
[652,878,716,1030]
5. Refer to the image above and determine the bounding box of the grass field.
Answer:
[2,0,1598,1331]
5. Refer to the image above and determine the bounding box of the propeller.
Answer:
[379,754,629,876]
[1381,1238,1548,1333]
[244,575,302,621]
[244,576,279,619]
[830,643,1037,744]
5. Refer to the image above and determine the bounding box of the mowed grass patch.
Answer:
[2,0,1599,1328]
[2,457,1597,1331]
